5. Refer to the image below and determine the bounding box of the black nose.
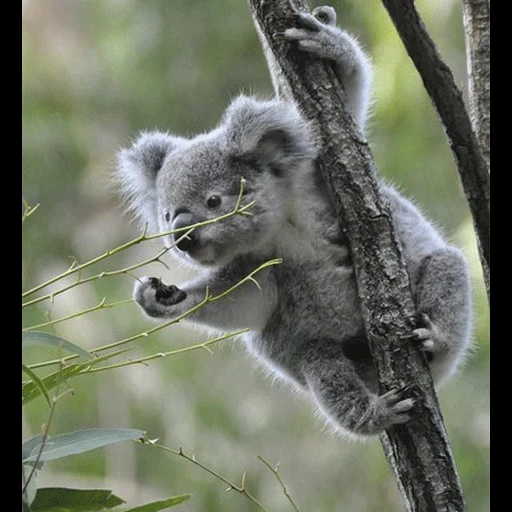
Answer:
[172,212,197,252]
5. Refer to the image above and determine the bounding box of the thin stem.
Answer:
[83,329,247,373]
[23,299,133,331]
[257,456,301,512]
[209,258,281,302]
[22,179,252,299]
[22,198,40,224]
[22,388,74,495]
[22,246,172,309]
[144,440,271,512]
[27,258,280,370]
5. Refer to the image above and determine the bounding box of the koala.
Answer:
[116,6,471,438]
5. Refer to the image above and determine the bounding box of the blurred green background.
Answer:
[22,0,489,511]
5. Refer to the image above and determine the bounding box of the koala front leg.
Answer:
[300,340,414,437]
[133,269,277,331]
[411,247,472,384]
[283,6,372,129]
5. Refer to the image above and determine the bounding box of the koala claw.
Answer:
[377,387,415,426]
[411,313,439,361]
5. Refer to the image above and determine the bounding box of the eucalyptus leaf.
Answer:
[23,434,46,471]
[22,364,83,406]
[22,434,45,461]
[22,331,92,360]
[124,495,191,511]
[24,429,146,463]
[22,364,51,407]
[30,487,124,511]
[22,348,131,406]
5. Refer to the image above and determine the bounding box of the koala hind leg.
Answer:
[412,247,472,384]
[300,339,414,437]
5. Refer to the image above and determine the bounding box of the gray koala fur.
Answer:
[116,6,472,438]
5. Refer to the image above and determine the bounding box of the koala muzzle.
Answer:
[172,212,197,252]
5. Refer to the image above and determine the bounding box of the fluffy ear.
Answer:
[222,96,317,174]
[115,131,186,229]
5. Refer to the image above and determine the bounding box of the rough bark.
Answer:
[462,0,490,298]
[248,1,467,511]
[381,0,490,300]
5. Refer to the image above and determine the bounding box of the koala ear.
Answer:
[222,96,317,173]
[115,131,186,229]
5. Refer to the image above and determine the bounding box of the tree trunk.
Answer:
[248,1,467,510]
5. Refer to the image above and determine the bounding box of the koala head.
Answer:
[116,96,317,267]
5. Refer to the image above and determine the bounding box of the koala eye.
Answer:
[206,195,222,208]
[164,211,171,222]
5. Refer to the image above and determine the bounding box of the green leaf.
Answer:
[124,495,191,511]
[30,487,124,511]
[22,331,92,360]
[22,349,131,406]
[23,434,46,471]
[22,364,52,407]
[23,429,146,463]
[22,364,83,406]
[23,434,45,460]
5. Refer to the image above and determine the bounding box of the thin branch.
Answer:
[143,440,271,512]
[27,259,281,370]
[23,298,133,331]
[380,0,490,299]
[22,178,253,300]
[22,388,74,495]
[83,329,247,373]
[257,456,301,512]
[22,198,40,224]
[22,246,171,309]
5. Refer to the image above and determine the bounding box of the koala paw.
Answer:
[373,386,415,430]
[411,313,446,362]
[282,11,335,55]
[133,277,186,318]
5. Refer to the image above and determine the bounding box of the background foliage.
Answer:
[22,0,489,510]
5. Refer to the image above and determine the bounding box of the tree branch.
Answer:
[248,1,466,510]
[381,0,490,300]
[462,0,490,297]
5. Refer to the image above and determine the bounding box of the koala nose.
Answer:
[172,212,197,252]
